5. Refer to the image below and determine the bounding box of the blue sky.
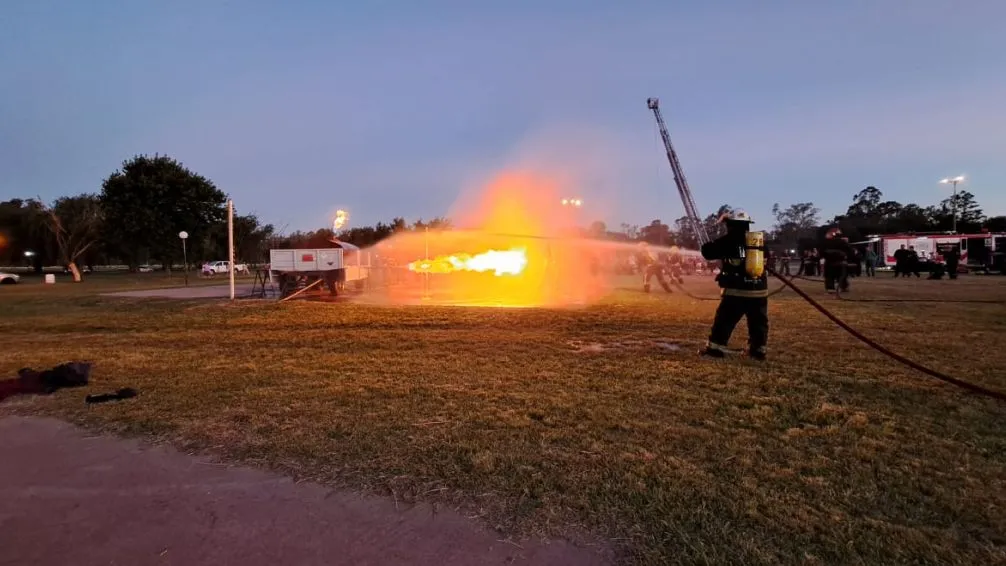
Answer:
[3,1,1005,234]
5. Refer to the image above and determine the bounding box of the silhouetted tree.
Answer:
[100,154,227,270]
[42,194,104,281]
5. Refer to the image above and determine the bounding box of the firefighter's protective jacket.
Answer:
[636,249,656,266]
[701,227,769,298]
[821,237,853,266]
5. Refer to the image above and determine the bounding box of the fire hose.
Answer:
[669,270,1006,401]
[765,268,1006,402]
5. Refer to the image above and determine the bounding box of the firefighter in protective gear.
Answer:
[637,242,672,293]
[821,227,852,292]
[699,211,770,360]
[665,245,685,285]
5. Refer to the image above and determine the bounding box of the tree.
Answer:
[846,186,883,217]
[619,223,640,240]
[771,202,820,249]
[411,217,452,231]
[199,213,275,265]
[893,204,933,233]
[0,199,47,270]
[586,220,607,239]
[986,216,1006,232]
[43,194,103,282]
[672,217,698,249]
[100,154,227,270]
[639,219,673,245]
[932,190,984,232]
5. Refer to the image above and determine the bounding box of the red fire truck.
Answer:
[861,232,1006,272]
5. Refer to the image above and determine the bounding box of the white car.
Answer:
[202,261,249,275]
[0,272,21,285]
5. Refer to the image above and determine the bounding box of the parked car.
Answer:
[202,261,249,276]
[0,272,21,284]
[137,265,154,273]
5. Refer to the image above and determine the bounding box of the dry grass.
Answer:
[2,273,1005,565]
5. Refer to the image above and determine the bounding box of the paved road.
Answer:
[103,284,257,299]
[0,417,607,566]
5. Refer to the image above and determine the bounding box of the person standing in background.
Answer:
[864,247,877,277]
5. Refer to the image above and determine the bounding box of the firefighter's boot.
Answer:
[700,342,727,358]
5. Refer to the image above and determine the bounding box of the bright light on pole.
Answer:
[939,175,966,233]
[560,197,583,208]
[178,231,189,287]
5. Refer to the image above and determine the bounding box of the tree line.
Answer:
[0,154,453,281]
[608,185,1002,252]
[2,151,1001,281]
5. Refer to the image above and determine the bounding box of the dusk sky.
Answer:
[3,1,1005,234]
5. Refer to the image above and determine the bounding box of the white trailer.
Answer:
[267,243,371,298]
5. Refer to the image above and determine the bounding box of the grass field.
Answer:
[2,272,1005,565]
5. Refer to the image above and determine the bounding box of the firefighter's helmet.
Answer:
[718,210,754,224]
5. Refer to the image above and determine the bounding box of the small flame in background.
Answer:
[408,247,528,277]
[333,209,348,231]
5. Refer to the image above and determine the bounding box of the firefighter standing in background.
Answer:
[779,249,792,276]
[637,242,672,293]
[864,247,878,277]
[666,245,685,285]
[945,245,961,280]
[700,211,769,360]
[821,227,852,292]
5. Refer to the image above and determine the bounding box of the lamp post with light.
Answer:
[560,197,584,237]
[939,175,965,233]
[179,231,189,287]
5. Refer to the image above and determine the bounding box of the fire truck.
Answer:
[861,232,1006,273]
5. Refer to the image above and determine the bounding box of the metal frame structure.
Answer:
[647,97,708,246]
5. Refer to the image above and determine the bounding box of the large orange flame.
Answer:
[360,171,615,308]
[408,247,528,276]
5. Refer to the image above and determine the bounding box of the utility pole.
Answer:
[227,199,235,300]
[178,231,189,286]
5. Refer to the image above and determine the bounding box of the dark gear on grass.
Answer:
[699,211,769,360]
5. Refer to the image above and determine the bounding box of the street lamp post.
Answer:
[939,175,965,233]
[178,231,189,287]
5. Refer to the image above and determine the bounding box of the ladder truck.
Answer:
[646,98,709,246]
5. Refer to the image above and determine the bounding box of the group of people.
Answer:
[770,240,962,288]
[890,244,960,280]
[634,242,686,293]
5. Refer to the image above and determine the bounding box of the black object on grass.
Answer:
[86,388,138,405]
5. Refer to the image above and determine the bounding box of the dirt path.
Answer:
[0,417,608,566]
[102,284,257,299]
